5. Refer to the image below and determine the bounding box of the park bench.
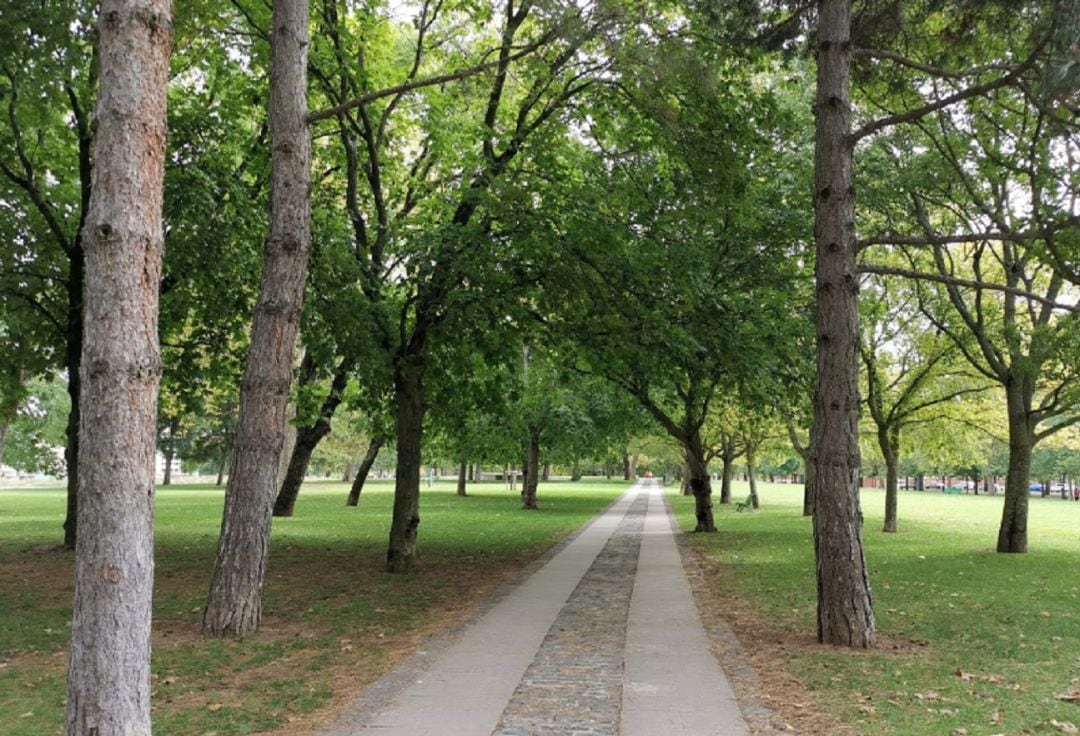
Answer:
[944,486,963,495]
[736,495,754,512]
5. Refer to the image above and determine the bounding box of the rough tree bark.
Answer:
[998,381,1036,552]
[811,0,875,648]
[346,436,384,505]
[62,251,85,549]
[718,437,737,504]
[161,417,179,486]
[522,431,540,509]
[273,357,351,516]
[879,425,900,533]
[686,436,716,531]
[746,442,760,510]
[60,74,95,550]
[786,421,816,516]
[203,0,311,637]
[64,1,171,733]
[387,359,425,572]
[276,395,297,493]
[456,461,467,496]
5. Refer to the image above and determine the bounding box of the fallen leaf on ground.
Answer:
[1052,721,1079,735]
[954,669,1004,684]
[989,708,1004,725]
[1057,691,1080,702]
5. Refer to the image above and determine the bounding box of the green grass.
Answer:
[674,481,1080,735]
[0,477,628,736]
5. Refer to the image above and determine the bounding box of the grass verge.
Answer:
[674,481,1080,736]
[0,477,627,735]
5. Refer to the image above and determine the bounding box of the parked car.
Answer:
[1029,483,1044,495]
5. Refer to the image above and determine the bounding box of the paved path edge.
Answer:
[666,491,791,736]
[315,490,631,736]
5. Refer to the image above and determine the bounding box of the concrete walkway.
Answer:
[318,480,751,736]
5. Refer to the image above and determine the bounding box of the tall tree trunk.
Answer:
[457,460,467,496]
[811,0,875,649]
[803,448,817,517]
[64,3,170,732]
[161,417,179,486]
[881,426,900,533]
[720,450,734,504]
[346,436,383,506]
[276,397,297,491]
[685,438,716,532]
[623,451,633,481]
[272,423,327,515]
[522,431,540,509]
[62,251,85,550]
[542,462,551,481]
[680,459,692,496]
[747,444,760,510]
[203,0,311,637]
[273,358,350,516]
[0,420,11,470]
[61,66,94,550]
[387,362,425,572]
[0,372,27,470]
[786,421,815,516]
[162,442,173,485]
[216,452,227,486]
[998,383,1035,553]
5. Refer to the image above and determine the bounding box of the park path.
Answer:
[318,480,751,736]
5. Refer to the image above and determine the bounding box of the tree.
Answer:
[860,275,989,532]
[64,1,171,733]
[0,1,97,548]
[851,1,1079,553]
[811,0,875,648]
[203,0,312,638]
[2,376,68,476]
[157,17,270,492]
[273,353,352,515]
[544,31,810,533]
[303,0,615,571]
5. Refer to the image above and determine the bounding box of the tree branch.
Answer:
[307,39,549,124]
[853,48,1020,80]
[852,56,1036,142]
[859,263,1079,313]
[857,217,1079,250]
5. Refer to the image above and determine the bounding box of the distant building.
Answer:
[155,452,183,479]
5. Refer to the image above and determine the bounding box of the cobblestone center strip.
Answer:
[491,491,648,736]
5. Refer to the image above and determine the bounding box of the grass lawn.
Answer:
[0,477,628,736]
[674,481,1080,736]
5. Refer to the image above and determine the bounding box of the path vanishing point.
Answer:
[318,479,754,736]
